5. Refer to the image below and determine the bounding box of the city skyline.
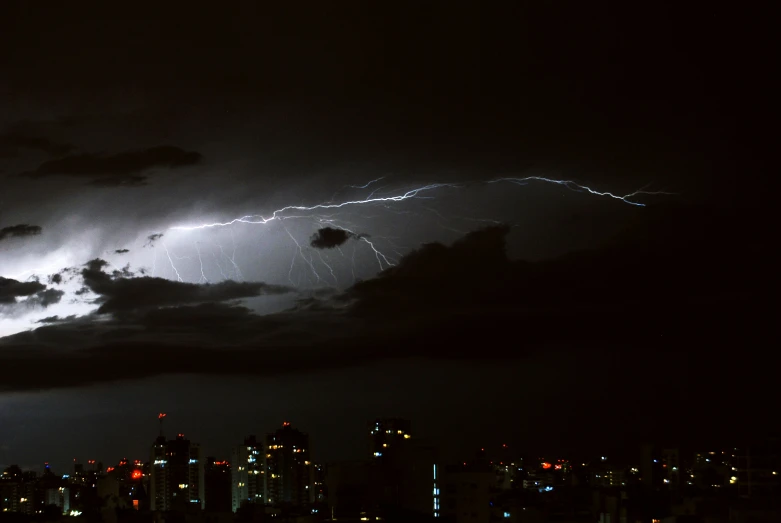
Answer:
[2,416,778,520]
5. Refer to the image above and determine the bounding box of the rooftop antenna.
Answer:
[158,412,167,437]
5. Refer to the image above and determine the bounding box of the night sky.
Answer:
[0,2,775,472]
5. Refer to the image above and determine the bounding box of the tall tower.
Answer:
[231,435,264,512]
[149,419,205,512]
[264,422,314,507]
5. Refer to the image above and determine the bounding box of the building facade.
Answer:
[264,422,314,508]
[231,435,264,512]
[149,433,205,511]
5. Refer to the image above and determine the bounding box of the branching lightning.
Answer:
[0,174,672,339]
[160,176,670,287]
[161,242,183,282]
[171,177,665,233]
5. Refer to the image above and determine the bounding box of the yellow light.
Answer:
[382,443,388,448]
[403,434,411,439]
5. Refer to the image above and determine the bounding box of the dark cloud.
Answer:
[0,132,75,158]
[310,227,359,249]
[0,277,46,304]
[145,233,164,246]
[31,288,65,308]
[80,258,292,314]
[114,249,130,254]
[87,175,149,188]
[36,315,76,324]
[20,146,202,186]
[0,224,42,242]
[0,205,772,393]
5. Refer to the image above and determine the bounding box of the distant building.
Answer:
[149,432,205,511]
[326,420,438,520]
[641,445,680,490]
[737,437,780,499]
[368,418,438,518]
[325,461,374,520]
[231,436,264,512]
[205,457,232,513]
[661,448,680,489]
[439,462,494,523]
[369,418,412,459]
[264,422,314,508]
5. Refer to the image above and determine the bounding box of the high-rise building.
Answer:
[440,461,494,523]
[737,437,780,499]
[264,422,314,508]
[205,457,231,513]
[149,433,205,512]
[45,486,70,514]
[231,435,264,512]
[369,418,412,459]
[367,418,438,518]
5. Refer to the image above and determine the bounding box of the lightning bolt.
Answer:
[159,176,671,285]
[348,176,386,190]
[487,177,673,205]
[315,249,338,287]
[195,243,208,283]
[170,177,667,232]
[284,227,321,285]
[161,242,183,282]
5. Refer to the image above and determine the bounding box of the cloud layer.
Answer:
[0,224,42,242]
[0,205,771,393]
[21,146,202,186]
[80,258,292,314]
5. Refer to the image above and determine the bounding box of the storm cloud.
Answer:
[309,227,358,249]
[1,209,772,393]
[0,277,46,304]
[80,258,293,314]
[0,131,75,158]
[21,145,202,186]
[0,224,42,242]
